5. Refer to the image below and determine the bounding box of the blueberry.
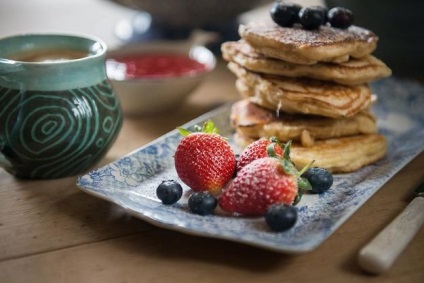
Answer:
[328,7,354,29]
[270,1,302,27]
[188,192,217,215]
[265,203,298,232]
[313,6,328,23]
[302,167,333,194]
[156,180,183,205]
[298,6,326,30]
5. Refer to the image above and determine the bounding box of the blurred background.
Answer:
[1,0,423,76]
[0,0,134,50]
[325,0,424,77]
[0,0,273,52]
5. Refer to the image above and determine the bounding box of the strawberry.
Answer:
[174,120,236,195]
[219,142,314,216]
[219,157,298,216]
[237,137,283,172]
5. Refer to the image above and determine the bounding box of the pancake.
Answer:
[234,132,387,173]
[239,23,378,65]
[231,99,377,147]
[222,40,392,85]
[229,62,373,118]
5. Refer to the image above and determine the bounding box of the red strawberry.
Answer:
[219,157,298,216]
[174,120,236,195]
[237,137,283,172]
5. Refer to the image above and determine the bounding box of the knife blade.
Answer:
[358,181,424,275]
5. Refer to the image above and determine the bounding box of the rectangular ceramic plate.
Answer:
[77,78,424,254]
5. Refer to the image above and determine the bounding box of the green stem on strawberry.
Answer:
[271,140,315,205]
[177,119,219,137]
[296,159,314,188]
[178,127,193,136]
[282,158,297,175]
[283,140,291,160]
[266,143,279,158]
[264,138,314,191]
[298,176,312,191]
[202,119,219,134]
[292,159,315,205]
[266,136,285,158]
[293,188,303,206]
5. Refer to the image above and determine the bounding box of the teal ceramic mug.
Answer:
[0,34,123,179]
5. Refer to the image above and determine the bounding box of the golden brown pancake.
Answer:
[234,132,387,173]
[231,99,377,147]
[239,23,378,65]
[222,40,391,85]
[229,62,373,118]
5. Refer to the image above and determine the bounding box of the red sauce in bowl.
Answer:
[107,53,209,80]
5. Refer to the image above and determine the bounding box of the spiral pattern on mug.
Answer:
[0,80,122,179]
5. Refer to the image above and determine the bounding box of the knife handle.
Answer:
[358,197,424,275]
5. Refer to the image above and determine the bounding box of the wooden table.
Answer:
[1,61,423,283]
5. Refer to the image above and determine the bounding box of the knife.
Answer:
[358,181,424,275]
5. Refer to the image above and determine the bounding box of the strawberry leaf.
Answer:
[202,119,219,134]
[283,140,291,160]
[269,136,280,144]
[177,119,221,137]
[298,176,312,191]
[293,190,302,206]
[177,127,192,137]
[282,158,297,175]
[297,160,315,177]
[266,143,278,157]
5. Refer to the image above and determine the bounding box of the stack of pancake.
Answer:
[222,22,392,173]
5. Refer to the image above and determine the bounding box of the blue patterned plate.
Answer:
[76,78,424,254]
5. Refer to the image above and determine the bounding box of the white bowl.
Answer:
[106,41,216,116]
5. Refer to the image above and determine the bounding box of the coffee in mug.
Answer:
[7,48,89,62]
